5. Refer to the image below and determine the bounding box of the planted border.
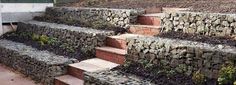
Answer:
[4,20,115,60]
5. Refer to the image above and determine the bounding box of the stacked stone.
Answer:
[84,70,154,85]
[126,37,236,79]
[17,20,115,60]
[162,12,236,37]
[0,39,77,85]
[44,7,144,29]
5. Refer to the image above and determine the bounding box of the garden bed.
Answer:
[34,7,144,33]
[59,0,236,13]
[126,33,236,84]
[157,31,236,47]
[2,20,114,61]
[113,63,217,85]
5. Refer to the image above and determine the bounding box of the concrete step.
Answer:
[96,46,127,64]
[106,34,142,49]
[128,25,161,36]
[0,39,76,85]
[68,58,119,80]
[55,75,84,85]
[137,13,164,26]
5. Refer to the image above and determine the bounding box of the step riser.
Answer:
[128,26,161,36]
[106,37,127,50]
[55,79,68,85]
[55,75,84,85]
[137,16,161,26]
[96,50,125,64]
[68,66,84,80]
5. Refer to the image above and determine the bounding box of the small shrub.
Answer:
[32,34,40,41]
[192,70,205,85]
[218,65,236,85]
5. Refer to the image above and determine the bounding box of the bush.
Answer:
[218,65,236,85]
[192,70,205,85]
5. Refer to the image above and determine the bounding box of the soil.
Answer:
[1,33,83,60]
[58,0,236,13]
[113,62,217,85]
[156,31,236,47]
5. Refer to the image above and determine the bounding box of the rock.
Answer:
[214,19,221,25]
[222,21,229,27]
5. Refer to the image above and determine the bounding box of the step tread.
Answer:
[96,46,127,55]
[69,62,105,72]
[55,75,83,85]
[109,34,143,40]
[81,58,119,69]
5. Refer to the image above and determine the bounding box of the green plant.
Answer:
[59,43,75,53]
[138,59,154,69]
[192,70,205,85]
[218,65,236,85]
[124,61,131,67]
[32,34,40,41]
[33,35,49,46]
[48,37,58,45]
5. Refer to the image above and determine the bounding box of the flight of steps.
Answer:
[54,8,166,85]
[128,13,163,36]
[0,7,184,85]
[54,7,189,85]
[54,33,141,85]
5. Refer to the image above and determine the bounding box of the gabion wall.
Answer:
[84,70,153,85]
[0,39,76,85]
[16,20,115,60]
[162,12,236,37]
[43,7,144,28]
[126,37,236,79]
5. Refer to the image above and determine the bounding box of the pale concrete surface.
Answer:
[0,64,39,85]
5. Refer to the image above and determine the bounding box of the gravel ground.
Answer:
[58,0,236,13]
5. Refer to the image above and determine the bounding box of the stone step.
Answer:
[128,25,161,36]
[55,75,84,85]
[106,34,142,49]
[137,13,164,26]
[68,58,119,80]
[0,39,76,85]
[96,46,127,64]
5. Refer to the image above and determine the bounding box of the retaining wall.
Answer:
[162,12,236,37]
[38,7,144,29]
[84,70,154,85]
[126,37,236,78]
[14,20,114,60]
[0,39,76,85]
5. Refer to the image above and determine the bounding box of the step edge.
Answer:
[96,47,127,55]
